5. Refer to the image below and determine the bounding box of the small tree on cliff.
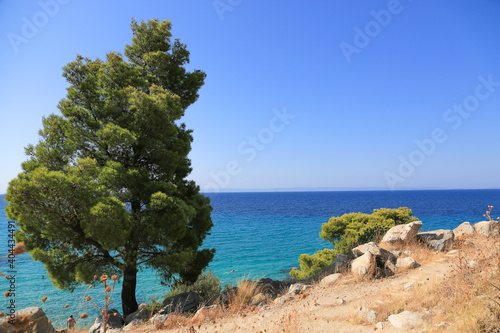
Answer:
[5,18,214,317]
[290,207,418,280]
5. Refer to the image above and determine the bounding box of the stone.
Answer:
[0,307,56,333]
[150,313,168,325]
[375,321,386,330]
[351,251,376,277]
[124,307,151,325]
[474,221,500,237]
[319,273,341,287]
[396,257,418,269]
[160,292,200,314]
[89,309,124,333]
[334,298,346,305]
[250,293,267,306]
[192,305,221,322]
[391,250,403,257]
[288,284,312,295]
[388,311,421,328]
[274,296,294,306]
[453,222,475,238]
[365,310,377,324]
[417,229,454,251]
[320,253,349,276]
[382,221,422,243]
[352,242,395,264]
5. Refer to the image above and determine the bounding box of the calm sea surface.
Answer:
[1,189,499,328]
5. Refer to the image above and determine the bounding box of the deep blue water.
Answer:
[1,189,499,328]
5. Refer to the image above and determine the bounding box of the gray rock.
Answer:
[396,257,418,269]
[390,250,403,257]
[124,307,151,325]
[320,273,341,287]
[288,284,312,295]
[382,221,422,243]
[0,307,56,333]
[417,229,454,251]
[274,296,295,306]
[474,221,500,237]
[150,313,168,325]
[388,311,421,328]
[89,309,124,333]
[352,242,395,264]
[365,310,377,324]
[321,253,349,276]
[376,321,386,330]
[160,292,200,314]
[250,293,267,306]
[351,251,376,277]
[453,222,475,238]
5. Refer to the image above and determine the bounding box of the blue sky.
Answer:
[1,0,500,193]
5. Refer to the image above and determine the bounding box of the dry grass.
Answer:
[372,235,500,332]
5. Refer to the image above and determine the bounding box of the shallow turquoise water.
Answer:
[1,189,498,329]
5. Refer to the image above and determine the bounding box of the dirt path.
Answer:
[127,250,459,333]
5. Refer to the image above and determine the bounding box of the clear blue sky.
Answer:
[1,0,500,193]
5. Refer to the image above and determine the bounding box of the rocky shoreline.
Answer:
[1,218,499,332]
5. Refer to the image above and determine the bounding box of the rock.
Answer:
[396,257,418,269]
[124,307,151,325]
[474,221,500,237]
[334,298,346,305]
[403,250,413,256]
[391,250,403,258]
[288,284,312,295]
[354,306,376,323]
[0,307,56,333]
[351,251,376,277]
[382,221,422,243]
[257,278,293,297]
[89,309,124,333]
[192,305,221,322]
[160,292,200,314]
[150,313,168,325]
[320,253,349,276]
[388,311,421,328]
[376,321,386,330]
[417,229,454,251]
[320,273,341,287]
[365,310,377,324]
[274,296,295,306]
[122,320,145,331]
[453,222,475,238]
[250,293,267,306]
[352,242,395,264]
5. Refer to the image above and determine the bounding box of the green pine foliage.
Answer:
[290,207,419,280]
[5,18,213,317]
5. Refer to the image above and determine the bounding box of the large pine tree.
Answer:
[5,18,214,317]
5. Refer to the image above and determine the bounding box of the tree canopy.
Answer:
[290,207,418,280]
[5,18,214,317]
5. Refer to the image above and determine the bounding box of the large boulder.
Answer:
[321,253,349,275]
[0,307,56,333]
[88,309,124,333]
[417,229,454,251]
[351,251,376,277]
[352,242,395,264]
[473,221,500,237]
[160,292,200,315]
[388,311,421,328]
[453,222,475,238]
[382,221,422,243]
[320,273,342,287]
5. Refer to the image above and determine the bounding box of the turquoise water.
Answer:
[1,189,499,329]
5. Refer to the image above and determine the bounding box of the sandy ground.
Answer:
[123,250,458,333]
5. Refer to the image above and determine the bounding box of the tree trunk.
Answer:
[121,267,138,318]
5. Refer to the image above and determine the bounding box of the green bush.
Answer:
[290,207,418,280]
[166,270,222,302]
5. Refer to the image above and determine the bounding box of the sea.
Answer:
[1,189,499,329]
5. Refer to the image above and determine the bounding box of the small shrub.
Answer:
[290,207,419,280]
